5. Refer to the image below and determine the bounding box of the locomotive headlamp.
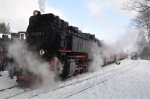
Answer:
[33,10,41,16]
[40,49,45,56]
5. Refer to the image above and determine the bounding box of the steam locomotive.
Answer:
[13,10,101,86]
[6,10,126,86]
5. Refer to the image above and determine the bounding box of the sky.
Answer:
[0,0,136,43]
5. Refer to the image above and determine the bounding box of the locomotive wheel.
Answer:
[80,68,84,74]
[74,67,80,75]
[16,74,41,87]
[73,70,78,76]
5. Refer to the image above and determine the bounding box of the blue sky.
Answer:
[45,0,135,43]
[0,0,135,43]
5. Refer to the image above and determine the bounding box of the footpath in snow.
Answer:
[0,59,150,99]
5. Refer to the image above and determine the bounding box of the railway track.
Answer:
[0,86,18,92]
[0,85,34,99]
[64,60,139,99]
[30,59,137,99]
[0,59,136,99]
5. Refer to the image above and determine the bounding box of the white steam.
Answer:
[7,39,57,87]
[113,30,146,55]
[88,42,103,72]
[38,0,46,13]
[89,28,146,72]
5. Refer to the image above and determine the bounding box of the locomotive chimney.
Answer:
[33,10,41,16]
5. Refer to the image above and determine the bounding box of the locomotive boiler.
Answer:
[15,10,101,85]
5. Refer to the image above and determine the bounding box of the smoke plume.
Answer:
[38,0,46,13]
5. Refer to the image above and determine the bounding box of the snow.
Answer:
[65,60,150,99]
[1,59,150,99]
[0,71,16,91]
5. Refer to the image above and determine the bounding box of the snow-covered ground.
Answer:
[0,71,17,91]
[0,59,150,99]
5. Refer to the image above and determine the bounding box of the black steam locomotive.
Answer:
[15,10,101,85]
[26,10,100,58]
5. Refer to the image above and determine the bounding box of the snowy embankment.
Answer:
[1,59,150,99]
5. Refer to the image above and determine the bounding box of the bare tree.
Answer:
[125,0,150,59]
[0,22,10,33]
[126,0,150,40]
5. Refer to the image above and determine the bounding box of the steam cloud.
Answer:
[7,39,59,87]
[89,28,146,72]
[88,42,103,72]
[113,30,146,55]
[38,0,46,13]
